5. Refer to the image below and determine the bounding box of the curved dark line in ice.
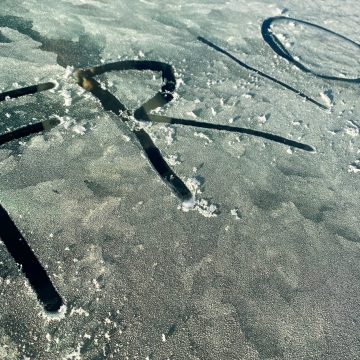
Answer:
[77,60,314,203]
[0,82,61,147]
[0,205,63,312]
[0,119,60,146]
[76,61,192,201]
[0,57,316,311]
[0,84,63,312]
[261,16,360,83]
[0,82,55,102]
[197,36,328,109]
[145,114,314,152]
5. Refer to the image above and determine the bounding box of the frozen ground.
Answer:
[0,0,360,359]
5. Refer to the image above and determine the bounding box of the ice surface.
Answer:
[0,0,360,359]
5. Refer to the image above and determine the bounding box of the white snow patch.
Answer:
[70,307,90,317]
[40,304,67,321]
[165,154,181,166]
[230,208,241,220]
[348,160,360,173]
[194,132,212,143]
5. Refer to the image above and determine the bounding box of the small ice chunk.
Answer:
[166,127,175,145]
[181,196,195,212]
[59,89,72,107]
[165,154,181,166]
[63,66,75,80]
[257,113,269,124]
[41,304,67,321]
[186,177,202,194]
[196,199,218,218]
[72,124,86,135]
[194,132,212,143]
[230,208,241,220]
[320,89,334,108]
[345,126,359,137]
[122,134,131,142]
[348,160,360,173]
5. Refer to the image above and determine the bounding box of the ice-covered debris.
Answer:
[344,124,359,137]
[320,89,334,108]
[59,89,72,107]
[40,304,67,321]
[242,93,253,99]
[348,160,360,173]
[121,134,131,142]
[275,7,289,15]
[165,126,175,145]
[49,79,59,91]
[230,208,242,220]
[176,77,185,88]
[194,131,212,143]
[72,124,86,135]
[93,278,102,292]
[185,111,197,118]
[195,199,218,218]
[181,196,196,211]
[63,343,82,360]
[257,113,270,124]
[186,176,203,194]
[344,120,360,136]
[63,66,75,80]
[165,154,181,166]
[179,175,219,217]
[70,307,90,317]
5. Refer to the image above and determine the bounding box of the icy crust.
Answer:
[0,0,360,359]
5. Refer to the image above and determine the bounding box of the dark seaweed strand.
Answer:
[76,62,192,201]
[0,83,63,312]
[197,35,328,109]
[261,16,360,83]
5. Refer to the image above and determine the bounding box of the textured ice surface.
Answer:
[0,0,360,359]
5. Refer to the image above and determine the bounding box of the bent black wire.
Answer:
[0,205,63,312]
[0,118,60,146]
[76,61,192,201]
[77,61,314,201]
[261,16,360,83]
[0,82,55,101]
[79,60,317,153]
[0,58,315,312]
[0,87,63,312]
[197,35,328,109]
[143,114,314,152]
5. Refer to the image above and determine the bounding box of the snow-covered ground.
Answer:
[0,0,359,358]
